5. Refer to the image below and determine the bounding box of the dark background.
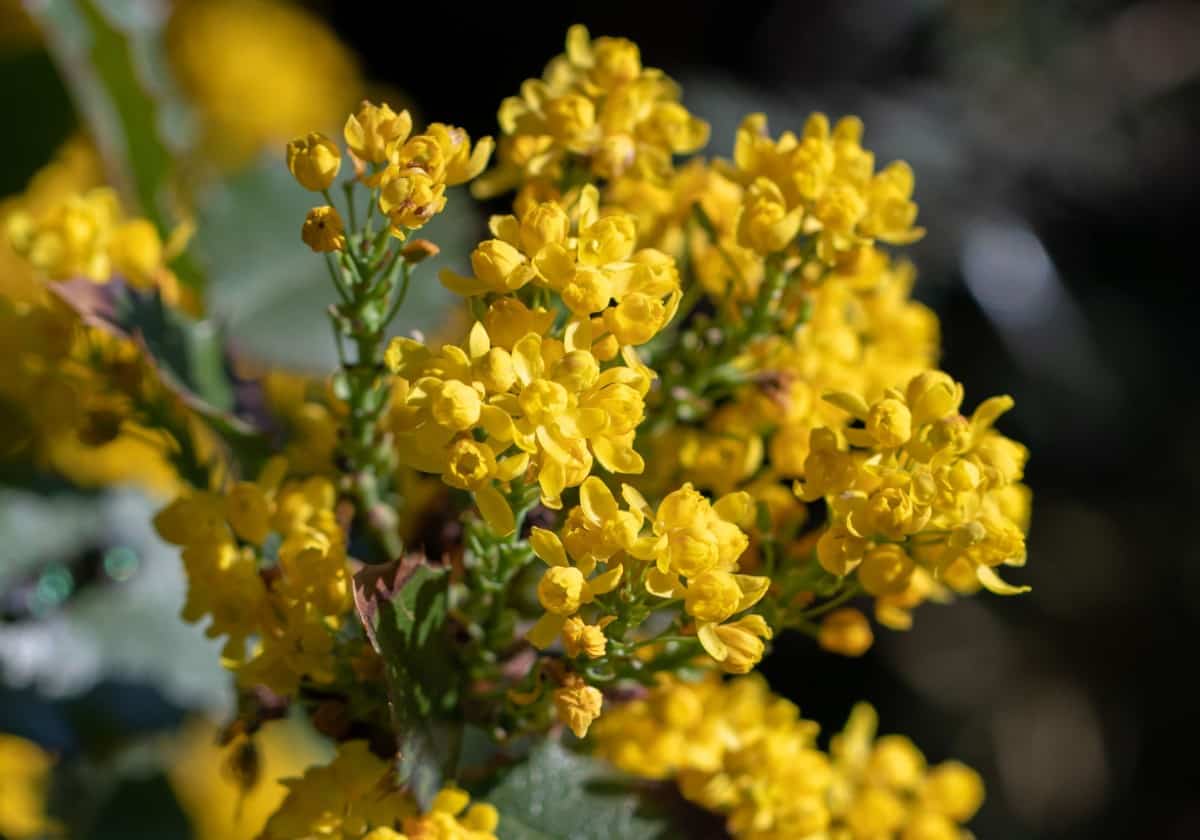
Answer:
[4,1,1199,837]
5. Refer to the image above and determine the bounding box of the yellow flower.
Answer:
[818,607,874,657]
[300,205,346,252]
[0,734,56,840]
[108,219,164,288]
[378,169,446,232]
[562,615,613,658]
[526,525,623,648]
[475,25,708,194]
[260,741,413,840]
[858,543,915,596]
[286,132,342,191]
[554,673,604,738]
[919,761,985,822]
[344,100,412,165]
[704,614,772,674]
[736,177,802,254]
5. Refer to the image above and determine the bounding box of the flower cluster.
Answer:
[441,184,682,347]
[805,371,1031,609]
[728,113,924,262]
[288,99,492,245]
[516,479,768,736]
[475,24,709,198]
[5,185,183,297]
[386,303,655,526]
[594,675,984,840]
[0,18,1033,839]
[154,460,353,695]
[261,741,499,840]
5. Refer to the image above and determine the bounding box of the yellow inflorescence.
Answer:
[154,459,352,696]
[475,24,709,199]
[594,676,984,840]
[0,20,1031,838]
[804,371,1030,612]
[260,741,498,840]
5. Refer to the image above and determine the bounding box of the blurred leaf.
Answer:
[113,287,233,412]
[31,0,202,287]
[482,741,710,840]
[353,556,456,805]
[0,487,230,711]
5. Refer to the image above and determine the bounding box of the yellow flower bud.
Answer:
[538,566,585,615]
[519,202,569,255]
[301,206,346,253]
[901,812,961,840]
[920,761,985,822]
[554,673,603,738]
[344,100,411,165]
[474,347,516,393]
[867,397,912,448]
[684,570,742,624]
[845,787,906,837]
[431,380,482,431]
[859,543,915,596]
[867,735,927,791]
[818,607,874,657]
[286,132,341,191]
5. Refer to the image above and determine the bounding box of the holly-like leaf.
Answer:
[353,556,458,806]
[481,741,723,840]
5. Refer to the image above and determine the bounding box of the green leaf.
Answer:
[353,557,458,806]
[114,287,234,412]
[481,741,720,840]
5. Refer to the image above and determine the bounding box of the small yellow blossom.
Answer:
[554,673,604,738]
[301,205,346,252]
[287,132,342,191]
[818,607,874,657]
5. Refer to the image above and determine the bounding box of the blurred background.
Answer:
[2,0,1198,837]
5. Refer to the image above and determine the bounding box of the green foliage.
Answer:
[354,558,458,805]
[482,741,713,840]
